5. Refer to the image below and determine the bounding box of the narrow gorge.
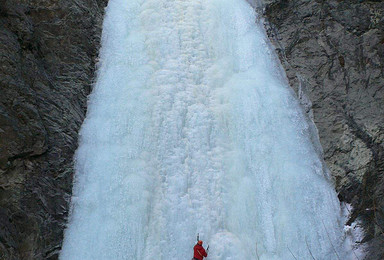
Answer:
[0,0,383,259]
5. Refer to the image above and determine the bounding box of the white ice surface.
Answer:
[60,0,352,259]
[342,203,366,260]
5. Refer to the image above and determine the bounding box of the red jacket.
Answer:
[193,244,207,260]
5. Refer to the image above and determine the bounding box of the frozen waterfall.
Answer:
[60,0,351,259]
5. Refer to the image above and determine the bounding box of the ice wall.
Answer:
[60,0,351,259]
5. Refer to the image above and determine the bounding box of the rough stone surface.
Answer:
[258,0,384,258]
[0,0,108,259]
[1,0,383,259]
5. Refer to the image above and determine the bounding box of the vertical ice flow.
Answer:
[61,0,351,259]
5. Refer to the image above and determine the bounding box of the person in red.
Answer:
[193,240,208,260]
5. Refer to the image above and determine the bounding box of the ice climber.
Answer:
[193,240,208,260]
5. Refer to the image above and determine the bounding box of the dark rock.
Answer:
[1,0,383,259]
[0,0,108,259]
[259,0,384,258]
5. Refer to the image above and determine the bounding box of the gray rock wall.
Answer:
[1,0,383,259]
[0,0,108,259]
[258,0,384,258]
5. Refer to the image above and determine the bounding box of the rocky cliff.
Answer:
[0,0,107,259]
[257,0,384,258]
[1,0,383,259]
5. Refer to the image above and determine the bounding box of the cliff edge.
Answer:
[260,0,384,258]
[0,1,107,259]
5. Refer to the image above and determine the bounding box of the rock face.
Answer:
[1,0,383,259]
[257,0,384,258]
[0,0,107,259]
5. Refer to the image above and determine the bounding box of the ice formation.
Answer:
[60,0,351,259]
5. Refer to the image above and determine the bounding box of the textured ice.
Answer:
[60,0,351,259]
